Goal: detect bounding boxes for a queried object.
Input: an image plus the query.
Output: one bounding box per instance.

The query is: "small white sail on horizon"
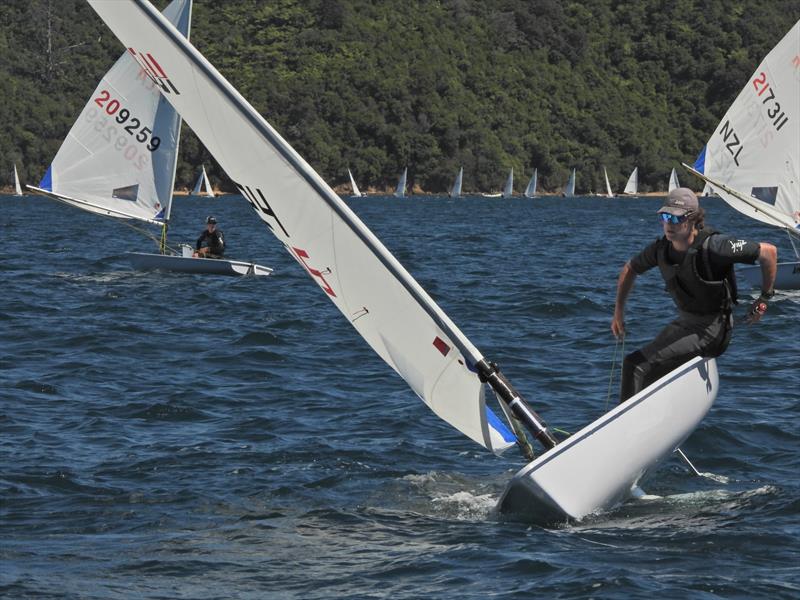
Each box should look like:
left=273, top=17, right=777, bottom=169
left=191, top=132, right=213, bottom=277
left=603, top=167, right=613, bottom=198
left=348, top=168, right=363, bottom=197
left=502, top=168, right=514, bottom=198
left=668, top=168, right=680, bottom=193
left=623, top=167, right=638, bottom=195
left=523, top=169, right=537, bottom=198
left=13, top=164, right=22, bottom=196
left=449, top=166, right=463, bottom=198
left=394, top=167, right=407, bottom=198
left=191, top=164, right=215, bottom=197
left=564, top=169, right=576, bottom=197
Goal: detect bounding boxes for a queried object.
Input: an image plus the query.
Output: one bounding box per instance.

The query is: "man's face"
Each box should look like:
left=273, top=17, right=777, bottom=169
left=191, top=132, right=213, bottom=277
left=662, top=214, right=691, bottom=243
left=207, top=223, right=216, bottom=232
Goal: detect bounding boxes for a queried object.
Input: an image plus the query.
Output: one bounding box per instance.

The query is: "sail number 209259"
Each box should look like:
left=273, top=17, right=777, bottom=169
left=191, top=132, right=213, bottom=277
left=93, top=90, right=161, bottom=151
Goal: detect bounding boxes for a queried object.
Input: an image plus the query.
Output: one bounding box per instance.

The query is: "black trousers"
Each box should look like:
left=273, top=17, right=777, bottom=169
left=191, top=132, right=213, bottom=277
left=620, top=311, right=731, bottom=403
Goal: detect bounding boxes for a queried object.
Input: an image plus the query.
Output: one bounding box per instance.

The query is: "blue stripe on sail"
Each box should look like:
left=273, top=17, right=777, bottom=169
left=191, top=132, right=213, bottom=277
left=693, top=146, right=706, bottom=174
left=486, top=407, right=516, bottom=443
left=154, top=207, right=166, bottom=220
left=39, top=165, right=53, bottom=191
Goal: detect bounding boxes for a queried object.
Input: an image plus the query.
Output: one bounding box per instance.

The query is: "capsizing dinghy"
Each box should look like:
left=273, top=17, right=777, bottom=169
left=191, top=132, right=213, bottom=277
left=29, top=0, right=271, bottom=278
left=89, top=0, right=721, bottom=524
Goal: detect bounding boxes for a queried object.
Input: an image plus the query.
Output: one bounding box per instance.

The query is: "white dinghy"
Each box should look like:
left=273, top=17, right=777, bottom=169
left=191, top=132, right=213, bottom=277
left=501, top=168, right=514, bottom=198
left=564, top=168, right=576, bottom=197
left=90, top=0, right=720, bottom=524
left=687, top=21, right=800, bottom=290
left=29, top=0, right=270, bottom=278
left=668, top=167, right=680, bottom=193
left=523, top=168, right=538, bottom=198
left=191, top=164, right=215, bottom=197
left=449, top=166, right=463, bottom=198
left=348, top=168, right=364, bottom=198
left=602, top=167, right=613, bottom=198
left=623, top=166, right=638, bottom=195
left=394, top=167, right=407, bottom=198
left=13, top=164, right=23, bottom=196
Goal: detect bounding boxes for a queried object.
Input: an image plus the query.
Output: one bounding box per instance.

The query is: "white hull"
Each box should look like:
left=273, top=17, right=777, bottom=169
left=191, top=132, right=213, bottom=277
left=739, top=262, right=800, bottom=290
left=498, top=357, right=718, bottom=524
left=127, top=252, right=272, bottom=277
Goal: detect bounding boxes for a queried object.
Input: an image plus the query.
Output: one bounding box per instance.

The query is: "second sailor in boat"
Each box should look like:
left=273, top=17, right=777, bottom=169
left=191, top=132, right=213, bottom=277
left=611, top=187, right=778, bottom=403
left=193, top=216, right=226, bottom=259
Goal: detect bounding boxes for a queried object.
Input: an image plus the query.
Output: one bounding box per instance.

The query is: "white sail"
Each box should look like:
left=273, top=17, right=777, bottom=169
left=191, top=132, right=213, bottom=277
left=30, top=0, right=191, bottom=225
left=603, top=167, right=613, bottom=198
left=394, top=167, right=407, bottom=198
left=668, top=168, right=680, bottom=193
left=88, top=0, right=517, bottom=454
left=13, top=164, right=22, bottom=196
left=348, top=168, right=363, bottom=197
left=564, top=169, right=576, bottom=197
left=502, top=168, right=514, bottom=198
left=449, top=167, right=463, bottom=198
left=692, top=21, right=800, bottom=234
left=623, top=167, right=638, bottom=195
left=523, top=169, right=537, bottom=198
left=191, top=164, right=214, bottom=197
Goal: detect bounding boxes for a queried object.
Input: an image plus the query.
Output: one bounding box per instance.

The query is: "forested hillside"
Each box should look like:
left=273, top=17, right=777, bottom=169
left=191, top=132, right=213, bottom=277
left=1, top=0, right=797, bottom=193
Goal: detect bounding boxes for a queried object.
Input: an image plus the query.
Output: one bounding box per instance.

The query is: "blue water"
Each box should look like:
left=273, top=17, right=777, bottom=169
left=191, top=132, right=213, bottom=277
left=2, top=194, right=798, bottom=599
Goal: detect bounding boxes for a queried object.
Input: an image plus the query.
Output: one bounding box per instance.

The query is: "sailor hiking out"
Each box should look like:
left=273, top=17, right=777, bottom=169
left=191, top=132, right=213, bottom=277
left=611, top=188, right=778, bottom=403
left=194, top=215, right=225, bottom=258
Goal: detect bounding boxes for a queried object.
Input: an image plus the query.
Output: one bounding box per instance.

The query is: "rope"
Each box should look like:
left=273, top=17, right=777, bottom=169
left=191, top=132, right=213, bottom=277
left=604, top=332, right=625, bottom=412
left=119, top=219, right=181, bottom=255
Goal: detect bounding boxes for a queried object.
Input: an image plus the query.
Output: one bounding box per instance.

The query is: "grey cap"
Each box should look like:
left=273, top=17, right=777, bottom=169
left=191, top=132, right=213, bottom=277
left=658, top=187, right=699, bottom=216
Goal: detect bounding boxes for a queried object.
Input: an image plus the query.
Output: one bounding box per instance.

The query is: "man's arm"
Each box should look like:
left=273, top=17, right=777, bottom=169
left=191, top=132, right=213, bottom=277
left=611, top=261, right=638, bottom=338
left=196, top=230, right=206, bottom=250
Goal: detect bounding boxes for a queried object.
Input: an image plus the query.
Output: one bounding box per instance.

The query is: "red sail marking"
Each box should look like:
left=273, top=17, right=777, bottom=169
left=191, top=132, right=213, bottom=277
left=433, top=336, right=450, bottom=356
left=291, top=247, right=336, bottom=297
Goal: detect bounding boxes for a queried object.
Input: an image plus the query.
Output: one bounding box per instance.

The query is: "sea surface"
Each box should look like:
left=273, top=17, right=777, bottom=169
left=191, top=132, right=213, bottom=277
left=1, top=193, right=798, bottom=599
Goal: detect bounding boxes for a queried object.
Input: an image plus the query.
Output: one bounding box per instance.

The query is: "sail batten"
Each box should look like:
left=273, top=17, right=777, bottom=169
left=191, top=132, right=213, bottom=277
left=88, top=0, right=517, bottom=453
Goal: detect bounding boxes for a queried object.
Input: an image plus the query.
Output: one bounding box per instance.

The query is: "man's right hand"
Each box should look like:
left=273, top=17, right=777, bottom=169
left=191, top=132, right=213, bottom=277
left=611, top=312, right=625, bottom=338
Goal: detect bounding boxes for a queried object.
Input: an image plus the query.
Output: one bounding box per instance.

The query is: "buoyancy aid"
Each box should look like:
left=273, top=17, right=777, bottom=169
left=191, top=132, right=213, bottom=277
left=656, top=228, right=737, bottom=315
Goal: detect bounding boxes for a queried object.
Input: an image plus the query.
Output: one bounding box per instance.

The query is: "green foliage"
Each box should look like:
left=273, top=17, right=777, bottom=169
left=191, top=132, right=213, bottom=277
left=1, top=0, right=798, bottom=193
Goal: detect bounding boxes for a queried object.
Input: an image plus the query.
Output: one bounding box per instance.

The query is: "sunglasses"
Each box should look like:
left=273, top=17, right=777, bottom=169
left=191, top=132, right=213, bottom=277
left=659, top=213, right=689, bottom=224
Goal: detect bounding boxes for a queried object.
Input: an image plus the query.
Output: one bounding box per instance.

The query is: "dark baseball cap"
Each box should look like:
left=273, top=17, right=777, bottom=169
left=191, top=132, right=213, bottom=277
left=206, top=216, right=217, bottom=224
left=658, top=187, right=699, bottom=216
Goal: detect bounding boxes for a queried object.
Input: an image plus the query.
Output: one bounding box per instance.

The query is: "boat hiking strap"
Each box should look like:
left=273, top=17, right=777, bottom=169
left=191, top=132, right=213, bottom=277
left=604, top=332, right=625, bottom=413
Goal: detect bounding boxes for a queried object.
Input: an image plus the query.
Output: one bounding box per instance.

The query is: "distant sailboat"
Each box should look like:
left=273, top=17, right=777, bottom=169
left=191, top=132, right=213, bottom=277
left=13, top=164, right=22, bottom=196
left=394, top=167, right=407, bottom=198
left=449, top=166, right=463, bottom=198
left=668, top=168, right=680, bottom=193
left=28, top=0, right=270, bottom=277
left=523, top=168, right=537, bottom=198
left=564, top=169, right=576, bottom=197
left=502, top=168, right=514, bottom=198
left=191, top=164, right=215, bottom=197
left=623, top=167, right=638, bottom=195
left=602, top=167, right=614, bottom=198
left=348, top=168, right=363, bottom=197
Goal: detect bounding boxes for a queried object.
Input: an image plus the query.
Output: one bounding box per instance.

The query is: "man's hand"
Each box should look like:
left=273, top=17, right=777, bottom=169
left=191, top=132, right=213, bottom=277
left=611, top=311, right=625, bottom=338
left=745, top=296, right=769, bottom=324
